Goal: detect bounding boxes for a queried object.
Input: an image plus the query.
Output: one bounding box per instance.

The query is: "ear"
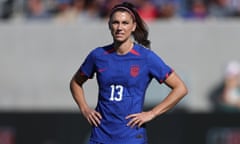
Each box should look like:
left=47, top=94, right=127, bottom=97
left=132, top=22, right=136, bottom=32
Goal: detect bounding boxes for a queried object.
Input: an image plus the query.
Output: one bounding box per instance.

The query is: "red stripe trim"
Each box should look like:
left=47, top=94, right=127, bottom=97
left=104, top=48, right=115, bottom=54
left=80, top=71, right=85, bottom=76
left=159, top=69, right=174, bottom=83
left=130, top=49, right=140, bottom=56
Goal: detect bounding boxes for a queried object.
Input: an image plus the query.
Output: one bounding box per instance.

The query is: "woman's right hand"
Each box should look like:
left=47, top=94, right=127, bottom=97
left=82, top=107, right=102, bottom=127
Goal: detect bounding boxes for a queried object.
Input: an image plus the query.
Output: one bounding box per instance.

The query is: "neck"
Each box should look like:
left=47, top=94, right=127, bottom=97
left=114, top=40, right=133, bottom=55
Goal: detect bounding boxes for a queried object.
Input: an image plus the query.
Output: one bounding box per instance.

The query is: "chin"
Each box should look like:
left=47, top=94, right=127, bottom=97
left=114, top=38, right=126, bottom=43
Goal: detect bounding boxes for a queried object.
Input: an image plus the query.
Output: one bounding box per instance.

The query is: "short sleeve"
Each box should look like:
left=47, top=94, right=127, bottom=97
left=79, top=50, right=96, bottom=78
left=147, top=51, right=173, bottom=83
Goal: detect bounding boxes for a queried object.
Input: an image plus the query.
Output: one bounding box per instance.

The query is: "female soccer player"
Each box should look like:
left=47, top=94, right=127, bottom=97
left=70, top=2, right=188, bottom=144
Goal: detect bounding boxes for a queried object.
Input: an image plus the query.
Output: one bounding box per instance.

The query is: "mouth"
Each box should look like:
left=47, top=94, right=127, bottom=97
left=115, top=32, right=124, bottom=38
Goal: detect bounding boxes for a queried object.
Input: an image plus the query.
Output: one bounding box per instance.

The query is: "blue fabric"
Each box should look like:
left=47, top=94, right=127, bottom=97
left=80, top=43, right=172, bottom=144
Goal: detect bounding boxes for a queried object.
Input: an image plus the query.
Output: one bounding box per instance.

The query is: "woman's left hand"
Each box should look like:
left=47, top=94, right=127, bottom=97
left=126, top=111, right=155, bottom=128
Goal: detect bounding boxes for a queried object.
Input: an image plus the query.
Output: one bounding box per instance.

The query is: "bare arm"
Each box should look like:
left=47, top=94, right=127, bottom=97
left=126, top=72, right=188, bottom=127
left=150, top=72, right=188, bottom=116
left=70, top=71, right=102, bottom=126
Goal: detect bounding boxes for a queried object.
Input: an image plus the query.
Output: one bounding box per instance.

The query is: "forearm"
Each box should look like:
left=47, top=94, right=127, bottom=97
left=150, top=72, right=188, bottom=117
left=150, top=86, right=186, bottom=117
left=70, top=78, right=102, bottom=126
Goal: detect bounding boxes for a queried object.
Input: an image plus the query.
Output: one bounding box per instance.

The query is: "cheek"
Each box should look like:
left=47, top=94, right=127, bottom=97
left=109, top=26, right=116, bottom=34
left=128, top=23, right=136, bottom=32
left=127, top=26, right=135, bottom=34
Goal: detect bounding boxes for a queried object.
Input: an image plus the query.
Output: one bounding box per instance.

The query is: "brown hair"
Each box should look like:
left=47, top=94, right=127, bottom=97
left=109, top=2, right=151, bottom=48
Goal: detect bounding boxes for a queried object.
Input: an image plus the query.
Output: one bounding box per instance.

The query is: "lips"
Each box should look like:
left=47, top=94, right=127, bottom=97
left=115, top=32, right=124, bottom=38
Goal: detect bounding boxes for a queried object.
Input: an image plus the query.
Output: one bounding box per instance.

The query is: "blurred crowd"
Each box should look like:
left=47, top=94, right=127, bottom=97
left=0, top=0, right=240, bottom=23
left=210, top=60, right=240, bottom=113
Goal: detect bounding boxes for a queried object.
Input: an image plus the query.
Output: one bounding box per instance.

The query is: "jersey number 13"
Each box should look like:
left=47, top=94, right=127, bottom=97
left=110, top=84, right=123, bottom=101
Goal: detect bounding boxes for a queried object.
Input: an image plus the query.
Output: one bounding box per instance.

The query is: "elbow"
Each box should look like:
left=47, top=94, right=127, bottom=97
left=70, top=77, right=74, bottom=88
left=69, top=78, right=75, bottom=93
left=174, top=83, right=188, bottom=100
left=181, top=84, right=188, bottom=98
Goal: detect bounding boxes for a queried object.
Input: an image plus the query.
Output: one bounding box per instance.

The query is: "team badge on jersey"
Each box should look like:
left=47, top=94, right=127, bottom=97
left=130, top=65, right=140, bottom=77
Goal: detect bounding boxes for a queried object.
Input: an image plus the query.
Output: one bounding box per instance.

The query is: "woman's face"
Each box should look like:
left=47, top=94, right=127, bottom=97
left=109, top=11, right=136, bottom=43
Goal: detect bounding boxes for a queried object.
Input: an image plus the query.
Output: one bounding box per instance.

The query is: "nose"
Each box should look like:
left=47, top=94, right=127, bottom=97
left=117, top=23, right=123, bottom=30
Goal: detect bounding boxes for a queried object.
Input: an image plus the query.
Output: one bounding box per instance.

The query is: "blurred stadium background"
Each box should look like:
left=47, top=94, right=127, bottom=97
left=1, top=0, right=240, bottom=144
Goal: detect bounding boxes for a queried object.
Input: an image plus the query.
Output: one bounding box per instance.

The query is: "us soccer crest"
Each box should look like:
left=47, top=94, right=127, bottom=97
left=130, top=65, right=140, bottom=77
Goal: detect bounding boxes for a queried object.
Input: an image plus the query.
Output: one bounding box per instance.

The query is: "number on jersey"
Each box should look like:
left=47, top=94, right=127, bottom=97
left=110, top=84, right=123, bottom=101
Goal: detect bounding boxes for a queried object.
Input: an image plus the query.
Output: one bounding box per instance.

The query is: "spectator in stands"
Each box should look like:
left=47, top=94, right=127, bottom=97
left=2, top=0, right=240, bottom=22
left=183, top=0, right=208, bottom=19
left=222, top=61, right=240, bottom=111
left=25, top=0, right=52, bottom=20
left=136, top=0, right=159, bottom=21
left=54, top=0, right=86, bottom=23
left=158, top=0, right=178, bottom=19
left=152, top=0, right=189, bottom=19
left=208, top=0, right=235, bottom=17
left=78, top=0, right=103, bottom=22
left=99, top=0, right=121, bottom=19
left=0, top=0, right=15, bottom=20
left=71, top=0, right=103, bottom=22
left=209, top=61, right=240, bottom=113
left=230, top=0, right=240, bottom=16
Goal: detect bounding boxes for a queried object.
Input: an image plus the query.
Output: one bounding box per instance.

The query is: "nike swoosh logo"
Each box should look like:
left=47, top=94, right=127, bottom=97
left=98, top=68, right=107, bottom=72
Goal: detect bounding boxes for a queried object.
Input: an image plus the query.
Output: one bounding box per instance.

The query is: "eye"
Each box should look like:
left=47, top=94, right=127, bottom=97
left=111, top=20, right=119, bottom=25
left=122, top=21, right=129, bottom=25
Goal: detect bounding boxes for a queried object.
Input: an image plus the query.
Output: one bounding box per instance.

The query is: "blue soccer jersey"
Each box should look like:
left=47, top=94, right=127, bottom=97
left=79, top=43, right=173, bottom=144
